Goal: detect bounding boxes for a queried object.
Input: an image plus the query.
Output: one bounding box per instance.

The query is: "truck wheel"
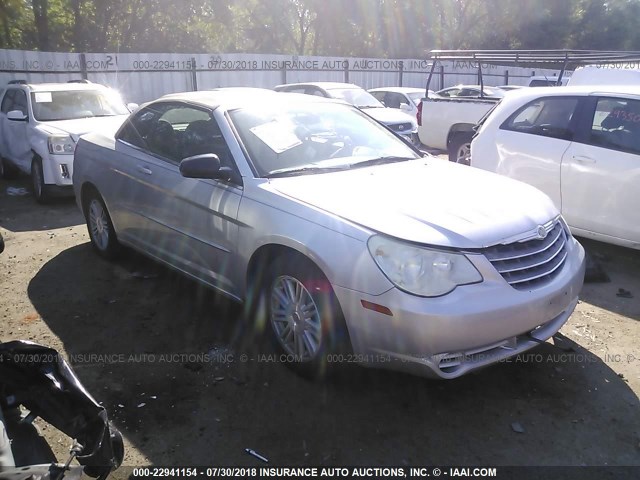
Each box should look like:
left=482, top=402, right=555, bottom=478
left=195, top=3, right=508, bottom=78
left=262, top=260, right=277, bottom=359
left=31, top=157, right=50, bottom=204
left=448, top=133, right=473, bottom=165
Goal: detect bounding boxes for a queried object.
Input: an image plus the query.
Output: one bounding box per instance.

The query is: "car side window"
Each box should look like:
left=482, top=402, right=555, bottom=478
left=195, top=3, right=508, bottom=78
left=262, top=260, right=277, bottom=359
left=118, top=102, right=237, bottom=172
left=1, top=90, right=16, bottom=113
left=11, top=90, right=28, bottom=115
left=370, top=91, right=385, bottom=103
left=501, top=97, right=579, bottom=140
left=438, top=88, right=458, bottom=98
left=383, top=92, right=404, bottom=109
left=589, top=97, right=640, bottom=155
left=281, top=87, right=306, bottom=95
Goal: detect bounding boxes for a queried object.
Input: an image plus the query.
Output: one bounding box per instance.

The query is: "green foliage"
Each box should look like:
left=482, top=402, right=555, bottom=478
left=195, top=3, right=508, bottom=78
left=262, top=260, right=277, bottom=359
left=2, top=0, right=640, bottom=54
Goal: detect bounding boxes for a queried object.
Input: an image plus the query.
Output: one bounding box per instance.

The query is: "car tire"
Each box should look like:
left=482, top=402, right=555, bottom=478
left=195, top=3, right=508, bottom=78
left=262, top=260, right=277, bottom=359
left=83, top=189, right=121, bottom=259
left=448, top=132, right=473, bottom=165
left=31, top=157, right=50, bottom=204
left=261, top=254, right=350, bottom=378
left=0, top=157, right=19, bottom=180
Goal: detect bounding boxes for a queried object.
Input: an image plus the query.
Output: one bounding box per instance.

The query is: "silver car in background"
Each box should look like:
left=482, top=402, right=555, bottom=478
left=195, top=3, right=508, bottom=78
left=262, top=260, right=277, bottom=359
left=73, top=88, right=585, bottom=379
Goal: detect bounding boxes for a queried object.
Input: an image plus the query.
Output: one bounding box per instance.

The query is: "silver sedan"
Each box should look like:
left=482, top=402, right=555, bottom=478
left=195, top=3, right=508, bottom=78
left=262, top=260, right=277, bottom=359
left=73, top=88, right=585, bottom=379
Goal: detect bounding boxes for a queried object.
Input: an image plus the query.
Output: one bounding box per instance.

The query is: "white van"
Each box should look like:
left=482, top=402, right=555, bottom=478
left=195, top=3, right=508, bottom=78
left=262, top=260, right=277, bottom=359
left=568, top=64, right=640, bottom=86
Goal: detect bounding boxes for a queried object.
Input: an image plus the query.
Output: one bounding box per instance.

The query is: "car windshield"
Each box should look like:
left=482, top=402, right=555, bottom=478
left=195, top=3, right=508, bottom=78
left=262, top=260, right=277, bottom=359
left=30, top=89, right=129, bottom=121
left=326, top=88, right=383, bottom=108
left=229, top=102, right=420, bottom=177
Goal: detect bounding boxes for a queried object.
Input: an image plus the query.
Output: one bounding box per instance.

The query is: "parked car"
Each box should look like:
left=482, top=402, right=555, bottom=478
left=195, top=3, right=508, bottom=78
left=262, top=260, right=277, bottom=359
left=274, top=82, right=419, bottom=146
left=0, top=80, right=134, bottom=203
left=436, top=85, right=506, bottom=99
left=73, top=88, right=585, bottom=379
left=0, top=231, right=3, bottom=254
left=567, top=64, right=640, bottom=86
left=497, top=85, right=524, bottom=91
left=471, top=85, right=640, bottom=250
left=368, top=87, right=435, bottom=117
left=528, top=75, right=570, bottom=87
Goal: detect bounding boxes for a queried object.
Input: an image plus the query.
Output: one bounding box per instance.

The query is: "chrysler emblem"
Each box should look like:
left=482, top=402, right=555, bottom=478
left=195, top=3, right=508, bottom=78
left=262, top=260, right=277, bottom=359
left=537, top=225, right=548, bottom=239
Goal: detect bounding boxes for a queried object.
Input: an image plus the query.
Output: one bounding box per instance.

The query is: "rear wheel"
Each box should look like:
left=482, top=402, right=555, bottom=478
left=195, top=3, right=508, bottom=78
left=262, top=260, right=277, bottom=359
left=84, top=189, right=121, bottom=259
left=448, top=132, right=473, bottom=165
left=261, top=254, right=350, bottom=378
left=31, top=157, right=50, bottom=204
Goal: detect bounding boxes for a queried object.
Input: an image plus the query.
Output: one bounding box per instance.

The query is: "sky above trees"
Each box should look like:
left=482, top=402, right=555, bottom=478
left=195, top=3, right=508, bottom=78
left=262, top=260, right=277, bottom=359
left=2, top=0, right=640, bottom=56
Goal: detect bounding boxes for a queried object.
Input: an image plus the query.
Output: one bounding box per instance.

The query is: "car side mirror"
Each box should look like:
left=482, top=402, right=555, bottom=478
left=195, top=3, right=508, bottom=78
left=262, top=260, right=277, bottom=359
left=400, top=103, right=412, bottom=112
left=126, top=103, right=139, bottom=112
left=179, top=154, right=221, bottom=179
left=7, top=110, right=27, bottom=121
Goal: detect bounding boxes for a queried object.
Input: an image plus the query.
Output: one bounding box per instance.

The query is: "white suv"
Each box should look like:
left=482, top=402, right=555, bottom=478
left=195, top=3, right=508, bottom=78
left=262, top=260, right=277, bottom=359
left=0, top=81, right=133, bottom=203
left=471, top=85, right=640, bottom=250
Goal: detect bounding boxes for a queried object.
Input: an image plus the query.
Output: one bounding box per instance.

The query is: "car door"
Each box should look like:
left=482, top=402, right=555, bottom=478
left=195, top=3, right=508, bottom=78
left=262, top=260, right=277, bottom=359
left=117, top=102, right=244, bottom=296
left=0, top=88, right=30, bottom=170
left=560, top=95, right=640, bottom=244
left=492, top=96, right=580, bottom=208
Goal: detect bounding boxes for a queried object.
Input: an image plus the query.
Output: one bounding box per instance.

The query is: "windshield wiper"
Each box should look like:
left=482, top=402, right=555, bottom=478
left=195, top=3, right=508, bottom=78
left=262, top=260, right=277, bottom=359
left=348, top=156, right=415, bottom=169
left=266, top=165, right=349, bottom=178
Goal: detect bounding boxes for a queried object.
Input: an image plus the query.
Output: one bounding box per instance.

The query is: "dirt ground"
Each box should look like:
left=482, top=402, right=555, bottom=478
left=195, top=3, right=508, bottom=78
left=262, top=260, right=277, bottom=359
left=0, top=174, right=639, bottom=472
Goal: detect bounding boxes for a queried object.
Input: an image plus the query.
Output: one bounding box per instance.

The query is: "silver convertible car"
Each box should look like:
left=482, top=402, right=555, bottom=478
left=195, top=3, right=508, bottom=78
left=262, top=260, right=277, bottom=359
left=73, top=88, right=586, bottom=379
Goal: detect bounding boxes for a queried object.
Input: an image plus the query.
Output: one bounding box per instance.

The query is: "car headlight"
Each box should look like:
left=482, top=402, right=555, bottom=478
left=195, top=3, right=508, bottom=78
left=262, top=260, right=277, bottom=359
left=368, top=235, right=482, bottom=297
left=48, top=135, right=75, bottom=155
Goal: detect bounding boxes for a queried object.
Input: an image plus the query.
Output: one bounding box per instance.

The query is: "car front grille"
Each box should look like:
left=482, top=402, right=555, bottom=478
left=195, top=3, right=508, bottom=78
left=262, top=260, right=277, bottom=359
left=482, top=222, right=568, bottom=290
left=388, top=122, right=413, bottom=133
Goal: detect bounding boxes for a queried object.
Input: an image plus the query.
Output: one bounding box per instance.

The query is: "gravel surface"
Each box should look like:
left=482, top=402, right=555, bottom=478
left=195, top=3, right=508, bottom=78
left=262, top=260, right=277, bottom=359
left=0, top=175, right=638, bottom=470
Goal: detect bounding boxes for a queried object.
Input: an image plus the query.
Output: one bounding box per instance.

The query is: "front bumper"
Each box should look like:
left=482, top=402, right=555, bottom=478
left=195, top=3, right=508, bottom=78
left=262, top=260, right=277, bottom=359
left=43, top=154, right=74, bottom=187
left=397, top=131, right=420, bottom=146
left=333, top=237, right=586, bottom=379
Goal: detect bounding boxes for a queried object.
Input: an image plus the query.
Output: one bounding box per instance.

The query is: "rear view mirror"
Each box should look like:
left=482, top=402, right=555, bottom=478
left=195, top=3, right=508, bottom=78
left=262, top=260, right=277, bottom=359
left=7, top=110, right=27, bottom=121
left=179, top=154, right=221, bottom=179
left=400, top=103, right=412, bottom=112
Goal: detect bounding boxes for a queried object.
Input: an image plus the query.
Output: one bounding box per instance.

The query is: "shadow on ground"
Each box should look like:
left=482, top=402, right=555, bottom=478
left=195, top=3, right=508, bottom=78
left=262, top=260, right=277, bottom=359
left=0, top=177, right=82, bottom=233
left=27, top=243, right=640, bottom=468
left=579, top=236, right=640, bottom=321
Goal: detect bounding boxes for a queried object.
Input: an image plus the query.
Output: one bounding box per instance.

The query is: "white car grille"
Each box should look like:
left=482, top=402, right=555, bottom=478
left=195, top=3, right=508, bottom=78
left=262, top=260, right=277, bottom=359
left=388, top=122, right=413, bottom=133
left=483, top=222, right=568, bottom=290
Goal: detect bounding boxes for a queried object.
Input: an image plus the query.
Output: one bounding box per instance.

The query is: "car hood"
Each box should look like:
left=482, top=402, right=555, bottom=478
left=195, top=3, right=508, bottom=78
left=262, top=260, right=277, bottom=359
left=361, top=107, right=416, bottom=125
left=37, top=115, right=129, bottom=142
left=269, top=159, right=560, bottom=249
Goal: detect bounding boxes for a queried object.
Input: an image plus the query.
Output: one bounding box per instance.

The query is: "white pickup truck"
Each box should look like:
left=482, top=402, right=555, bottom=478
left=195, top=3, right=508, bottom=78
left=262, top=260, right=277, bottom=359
left=417, top=94, right=500, bottom=163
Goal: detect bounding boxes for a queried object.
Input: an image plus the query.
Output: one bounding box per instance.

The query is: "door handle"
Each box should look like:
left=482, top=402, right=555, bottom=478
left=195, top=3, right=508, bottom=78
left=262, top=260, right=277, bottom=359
left=572, top=155, right=596, bottom=164
left=136, top=165, right=153, bottom=175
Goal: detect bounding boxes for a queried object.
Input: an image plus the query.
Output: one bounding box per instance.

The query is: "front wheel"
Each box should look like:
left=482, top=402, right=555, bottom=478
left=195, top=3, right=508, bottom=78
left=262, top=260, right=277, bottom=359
left=31, top=157, right=50, bottom=204
left=448, top=133, right=473, bottom=165
left=263, top=255, right=350, bottom=378
left=84, top=190, right=121, bottom=259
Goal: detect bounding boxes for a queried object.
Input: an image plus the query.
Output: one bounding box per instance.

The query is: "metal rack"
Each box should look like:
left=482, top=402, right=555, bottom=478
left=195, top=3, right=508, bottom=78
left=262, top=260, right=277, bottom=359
left=425, top=49, right=640, bottom=92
